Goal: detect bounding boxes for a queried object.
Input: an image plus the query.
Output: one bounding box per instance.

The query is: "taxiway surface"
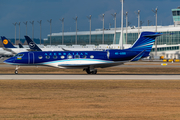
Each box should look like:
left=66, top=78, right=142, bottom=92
left=0, top=74, right=180, bottom=80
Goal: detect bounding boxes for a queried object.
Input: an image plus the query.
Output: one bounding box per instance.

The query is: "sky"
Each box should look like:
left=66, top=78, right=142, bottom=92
left=0, top=0, right=179, bottom=39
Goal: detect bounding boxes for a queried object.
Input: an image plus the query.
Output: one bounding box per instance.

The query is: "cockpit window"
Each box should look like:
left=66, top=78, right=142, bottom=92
left=15, top=54, right=24, bottom=57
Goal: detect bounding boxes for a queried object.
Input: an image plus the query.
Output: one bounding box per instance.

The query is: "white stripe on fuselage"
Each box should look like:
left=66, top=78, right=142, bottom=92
left=40, top=59, right=125, bottom=68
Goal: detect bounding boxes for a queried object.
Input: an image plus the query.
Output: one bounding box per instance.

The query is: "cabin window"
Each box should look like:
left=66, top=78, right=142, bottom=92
left=46, top=55, right=50, bottom=59
left=75, top=55, right=80, bottom=59
left=38, top=55, right=43, bottom=59
left=90, top=55, right=94, bottom=59
left=82, top=55, right=87, bottom=58
left=53, top=55, right=57, bottom=59
left=67, top=55, right=73, bottom=59
left=61, top=55, right=65, bottom=59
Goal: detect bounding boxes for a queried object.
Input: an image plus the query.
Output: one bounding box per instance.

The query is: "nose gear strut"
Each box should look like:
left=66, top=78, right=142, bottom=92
left=15, top=66, right=20, bottom=74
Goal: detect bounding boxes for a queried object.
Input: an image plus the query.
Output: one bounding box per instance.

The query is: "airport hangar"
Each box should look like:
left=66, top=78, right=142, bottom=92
left=45, top=7, right=180, bottom=59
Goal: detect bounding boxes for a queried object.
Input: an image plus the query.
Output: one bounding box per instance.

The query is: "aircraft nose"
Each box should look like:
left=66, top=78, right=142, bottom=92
left=3, top=57, right=15, bottom=64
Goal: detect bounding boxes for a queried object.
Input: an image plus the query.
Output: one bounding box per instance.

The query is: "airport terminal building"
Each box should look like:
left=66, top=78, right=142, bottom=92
left=45, top=7, right=180, bottom=59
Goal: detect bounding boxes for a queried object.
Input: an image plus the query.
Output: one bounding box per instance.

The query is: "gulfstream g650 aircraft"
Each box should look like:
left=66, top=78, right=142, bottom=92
left=4, top=32, right=162, bottom=74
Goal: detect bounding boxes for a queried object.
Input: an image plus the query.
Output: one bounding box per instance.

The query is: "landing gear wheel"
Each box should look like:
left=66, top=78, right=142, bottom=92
left=86, top=69, right=91, bottom=74
left=92, top=70, right=97, bottom=74
left=15, top=66, right=20, bottom=74
left=15, top=70, right=18, bottom=74
left=85, top=68, right=97, bottom=74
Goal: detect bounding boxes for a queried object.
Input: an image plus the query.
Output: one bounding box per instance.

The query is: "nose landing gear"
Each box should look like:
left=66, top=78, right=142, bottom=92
left=15, top=66, right=20, bottom=74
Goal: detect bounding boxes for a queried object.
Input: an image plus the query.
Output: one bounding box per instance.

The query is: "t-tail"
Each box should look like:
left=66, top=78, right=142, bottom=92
left=129, top=31, right=162, bottom=58
left=19, top=43, right=24, bottom=48
left=18, top=43, right=24, bottom=48
left=24, top=36, right=42, bottom=51
left=1, top=36, right=16, bottom=48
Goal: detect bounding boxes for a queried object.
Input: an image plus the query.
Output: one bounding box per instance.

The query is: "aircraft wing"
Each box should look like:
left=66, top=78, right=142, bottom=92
left=2, top=48, right=16, bottom=54
left=61, top=47, right=70, bottom=51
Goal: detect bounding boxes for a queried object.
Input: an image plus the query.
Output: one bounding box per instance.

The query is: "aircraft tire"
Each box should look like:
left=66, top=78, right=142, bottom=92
left=92, top=70, right=97, bottom=74
left=86, top=69, right=91, bottom=74
left=15, top=70, right=18, bottom=74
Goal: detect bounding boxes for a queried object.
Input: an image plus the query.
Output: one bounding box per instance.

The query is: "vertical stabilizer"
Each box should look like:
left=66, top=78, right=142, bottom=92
left=24, top=36, right=42, bottom=51
left=1, top=36, right=16, bottom=48
left=130, top=31, right=162, bottom=57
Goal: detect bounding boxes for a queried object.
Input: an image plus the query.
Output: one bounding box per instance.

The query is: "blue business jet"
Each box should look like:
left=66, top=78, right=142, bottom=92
left=4, top=31, right=162, bottom=74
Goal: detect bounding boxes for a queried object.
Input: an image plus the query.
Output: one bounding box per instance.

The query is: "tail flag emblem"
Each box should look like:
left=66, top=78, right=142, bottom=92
left=3, top=39, right=8, bottom=45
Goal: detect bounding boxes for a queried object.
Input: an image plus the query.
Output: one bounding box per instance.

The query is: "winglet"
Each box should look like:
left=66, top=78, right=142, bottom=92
left=24, top=36, right=42, bottom=51
left=1, top=36, right=16, bottom=48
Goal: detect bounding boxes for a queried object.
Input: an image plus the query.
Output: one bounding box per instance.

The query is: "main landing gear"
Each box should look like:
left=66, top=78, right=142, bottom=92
left=84, top=68, right=97, bottom=74
left=15, top=66, right=20, bottom=74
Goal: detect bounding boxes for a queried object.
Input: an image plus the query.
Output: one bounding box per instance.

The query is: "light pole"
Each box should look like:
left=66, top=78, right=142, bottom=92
left=60, top=18, right=64, bottom=45
left=148, top=20, right=152, bottom=26
left=152, top=7, right=158, bottom=56
left=47, top=19, right=52, bottom=45
left=73, top=16, right=78, bottom=45
left=135, top=10, right=140, bottom=36
left=17, top=22, right=21, bottom=44
left=120, top=0, right=124, bottom=49
left=13, top=22, right=17, bottom=45
left=37, top=20, right=42, bottom=45
left=30, top=21, right=34, bottom=41
left=140, top=21, right=144, bottom=27
left=99, top=14, right=105, bottom=44
left=124, top=12, right=128, bottom=44
left=23, top=21, right=28, bottom=36
left=152, top=8, right=158, bottom=32
left=111, top=13, right=117, bottom=44
left=87, top=15, right=92, bottom=44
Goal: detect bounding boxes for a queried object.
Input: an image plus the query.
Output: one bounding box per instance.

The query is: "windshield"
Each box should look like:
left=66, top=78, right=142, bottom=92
left=15, top=54, right=24, bottom=57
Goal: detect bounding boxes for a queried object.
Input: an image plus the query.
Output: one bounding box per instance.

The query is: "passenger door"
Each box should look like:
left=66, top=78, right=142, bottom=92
left=28, top=52, right=34, bottom=64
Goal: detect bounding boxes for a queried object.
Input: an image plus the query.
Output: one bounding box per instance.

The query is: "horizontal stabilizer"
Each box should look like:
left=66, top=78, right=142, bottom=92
left=142, top=33, right=162, bottom=37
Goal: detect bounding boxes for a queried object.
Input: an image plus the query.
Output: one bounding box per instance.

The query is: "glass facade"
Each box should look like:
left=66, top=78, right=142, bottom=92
left=45, top=33, right=123, bottom=46
left=124, top=31, right=180, bottom=46
left=44, top=32, right=127, bottom=46
left=151, top=46, right=180, bottom=52
left=125, top=33, right=139, bottom=44
left=172, top=9, right=180, bottom=22
left=45, top=31, right=180, bottom=53
left=172, top=10, right=180, bottom=16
